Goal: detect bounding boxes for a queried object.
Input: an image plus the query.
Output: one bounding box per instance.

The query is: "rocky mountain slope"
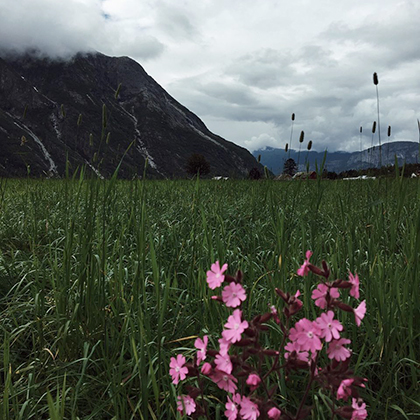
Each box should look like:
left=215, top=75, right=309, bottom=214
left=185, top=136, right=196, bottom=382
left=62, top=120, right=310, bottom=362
left=254, top=142, right=420, bottom=175
left=0, top=52, right=262, bottom=178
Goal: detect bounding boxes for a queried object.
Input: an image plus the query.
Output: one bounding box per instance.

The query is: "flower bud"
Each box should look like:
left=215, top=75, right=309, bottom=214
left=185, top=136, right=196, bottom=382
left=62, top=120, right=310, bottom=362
left=259, top=312, right=272, bottom=323
left=288, top=300, right=303, bottom=316
left=331, top=279, right=351, bottom=288
left=201, top=362, right=212, bottom=375
left=236, top=270, right=243, bottom=283
left=244, top=327, right=256, bottom=337
left=321, top=260, right=330, bottom=278
left=308, top=264, right=324, bottom=277
left=275, top=288, right=288, bottom=302
left=246, top=373, right=261, bottom=387
left=224, top=274, right=236, bottom=284
left=252, top=314, right=262, bottom=323
left=263, top=349, right=280, bottom=357
left=267, top=407, right=281, bottom=420
left=336, top=301, right=354, bottom=313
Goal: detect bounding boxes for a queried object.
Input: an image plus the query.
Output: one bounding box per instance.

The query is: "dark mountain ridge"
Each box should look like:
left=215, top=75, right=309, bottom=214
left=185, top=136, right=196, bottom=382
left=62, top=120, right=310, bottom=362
left=254, top=142, right=420, bottom=175
left=0, top=51, right=262, bottom=178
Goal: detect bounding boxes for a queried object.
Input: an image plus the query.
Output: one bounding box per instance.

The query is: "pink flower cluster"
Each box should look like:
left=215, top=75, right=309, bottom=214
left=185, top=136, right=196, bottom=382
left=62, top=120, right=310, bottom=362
left=169, top=254, right=368, bottom=419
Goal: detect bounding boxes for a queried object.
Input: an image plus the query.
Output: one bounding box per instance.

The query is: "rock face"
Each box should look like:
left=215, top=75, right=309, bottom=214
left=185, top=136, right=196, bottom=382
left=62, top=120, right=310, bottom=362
left=0, top=52, right=261, bottom=178
left=254, top=142, right=420, bottom=175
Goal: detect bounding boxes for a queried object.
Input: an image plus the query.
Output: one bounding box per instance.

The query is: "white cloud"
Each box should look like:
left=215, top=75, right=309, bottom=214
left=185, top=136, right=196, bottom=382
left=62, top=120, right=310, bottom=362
left=245, top=134, right=278, bottom=152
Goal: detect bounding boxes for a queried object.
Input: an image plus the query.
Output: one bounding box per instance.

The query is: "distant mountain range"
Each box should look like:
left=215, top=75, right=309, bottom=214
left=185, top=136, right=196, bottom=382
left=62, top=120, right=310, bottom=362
left=253, top=142, right=420, bottom=175
left=0, top=51, right=263, bottom=178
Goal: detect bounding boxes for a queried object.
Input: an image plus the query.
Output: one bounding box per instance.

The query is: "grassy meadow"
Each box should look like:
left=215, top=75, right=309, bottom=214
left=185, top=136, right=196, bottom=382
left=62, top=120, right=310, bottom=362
left=0, top=171, right=419, bottom=419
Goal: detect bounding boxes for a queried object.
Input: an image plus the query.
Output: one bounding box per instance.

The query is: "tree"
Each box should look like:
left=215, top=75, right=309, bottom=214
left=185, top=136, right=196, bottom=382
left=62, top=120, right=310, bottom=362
left=185, top=153, right=210, bottom=176
left=283, top=158, right=297, bottom=176
left=248, top=167, right=262, bottom=180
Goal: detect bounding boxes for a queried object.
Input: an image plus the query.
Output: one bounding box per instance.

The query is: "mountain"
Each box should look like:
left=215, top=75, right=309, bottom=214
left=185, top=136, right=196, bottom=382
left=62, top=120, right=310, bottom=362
left=0, top=52, right=262, bottom=178
left=254, top=142, right=420, bottom=175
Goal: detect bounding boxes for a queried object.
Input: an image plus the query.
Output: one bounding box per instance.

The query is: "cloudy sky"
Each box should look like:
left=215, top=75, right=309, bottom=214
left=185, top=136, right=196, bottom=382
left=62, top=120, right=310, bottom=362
left=1, top=0, right=419, bottom=153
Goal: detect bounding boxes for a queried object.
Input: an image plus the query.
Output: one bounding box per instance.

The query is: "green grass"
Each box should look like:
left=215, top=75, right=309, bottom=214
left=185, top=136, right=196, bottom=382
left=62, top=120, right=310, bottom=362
left=0, top=174, right=419, bottom=419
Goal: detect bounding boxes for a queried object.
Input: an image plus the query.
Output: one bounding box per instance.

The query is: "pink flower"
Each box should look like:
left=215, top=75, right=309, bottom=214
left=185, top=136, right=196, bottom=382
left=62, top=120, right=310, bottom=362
left=222, top=309, right=249, bottom=344
left=177, top=395, right=196, bottom=415
left=311, top=283, right=340, bottom=309
left=315, top=311, right=343, bottom=342
left=225, top=394, right=241, bottom=420
left=351, top=398, right=368, bottom=420
left=240, top=396, right=260, bottom=420
left=169, top=354, right=188, bottom=385
left=354, top=300, right=366, bottom=327
left=297, top=250, right=313, bottom=276
left=206, top=260, right=227, bottom=289
left=210, top=369, right=238, bottom=393
left=284, top=340, right=309, bottom=362
left=295, top=318, right=322, bottom=353
left=348, top=271, right=360, bottom=299
left=194, top=335, right=208, bottom=365
left=222, top=282, right=247, bottom=307
left=215, top=353, right=233, bottom=374
left=218, top=337, right=231, bottom=356
left=246, top=373, right=261, bottom=389
left=201, top=362, right=212, bottom=375
left=288, top=289, right=303, bottom=315
left=289, top=318, right=306, bottom=341
left=327, top=338, right=352, bottom=361
left=267, top=407, right=282, bottom=420
left=337, top=378, right=354, bottom=401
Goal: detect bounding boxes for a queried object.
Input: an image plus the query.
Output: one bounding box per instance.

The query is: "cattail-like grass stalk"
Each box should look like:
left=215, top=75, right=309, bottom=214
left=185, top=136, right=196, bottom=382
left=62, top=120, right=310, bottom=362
left=359, top=126, right=363, bottom=169
left=417, top=119, right=420, bottom=164
left=387, top=125, right=391, bottom=163
left=306, top=140, right=312, bottom=172
left=76, top=113, right=83, bottom=150
left=370, top=121, right=376, bottom=166
left=289, top=113, right=295, bottom=158
left=373, top=72, right=382, bottom=167
left=297, top=130, right=304, bottom=168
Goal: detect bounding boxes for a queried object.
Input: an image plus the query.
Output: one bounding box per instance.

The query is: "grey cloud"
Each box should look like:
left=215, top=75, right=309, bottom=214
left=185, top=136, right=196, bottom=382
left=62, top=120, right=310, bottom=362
left=0, top=0, right=105, bottom=58
left=105, top=33, right=165, bottom=61
left=225, top=48, right=295, bottom=89
left=155, top=5, right=199, bottom=40
left=0, top=0, right=165, bottom=61
left=322, top=3, right=420, bottom=67
left=198, top=82, right=259, bottom=106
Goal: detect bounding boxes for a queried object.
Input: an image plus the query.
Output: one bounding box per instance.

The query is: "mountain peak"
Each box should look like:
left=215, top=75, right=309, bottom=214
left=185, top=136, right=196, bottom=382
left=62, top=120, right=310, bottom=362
left=0, top=51, right=262, bottom=178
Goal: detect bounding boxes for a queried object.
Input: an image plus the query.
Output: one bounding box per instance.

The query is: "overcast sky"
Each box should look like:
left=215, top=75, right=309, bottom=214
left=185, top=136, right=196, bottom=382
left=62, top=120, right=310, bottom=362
left=1, top=0, right=419, bottom=152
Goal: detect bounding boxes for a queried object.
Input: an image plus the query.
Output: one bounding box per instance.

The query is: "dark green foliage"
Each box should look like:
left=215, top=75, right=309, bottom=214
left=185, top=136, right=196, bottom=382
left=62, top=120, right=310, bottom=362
left=248, top=167, right=262, bottom=180
left=0, top=176, right=419, bottom=419
left=283, top=158, right=297, bottom=176
left=185, top=153, right=211, bottom=176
